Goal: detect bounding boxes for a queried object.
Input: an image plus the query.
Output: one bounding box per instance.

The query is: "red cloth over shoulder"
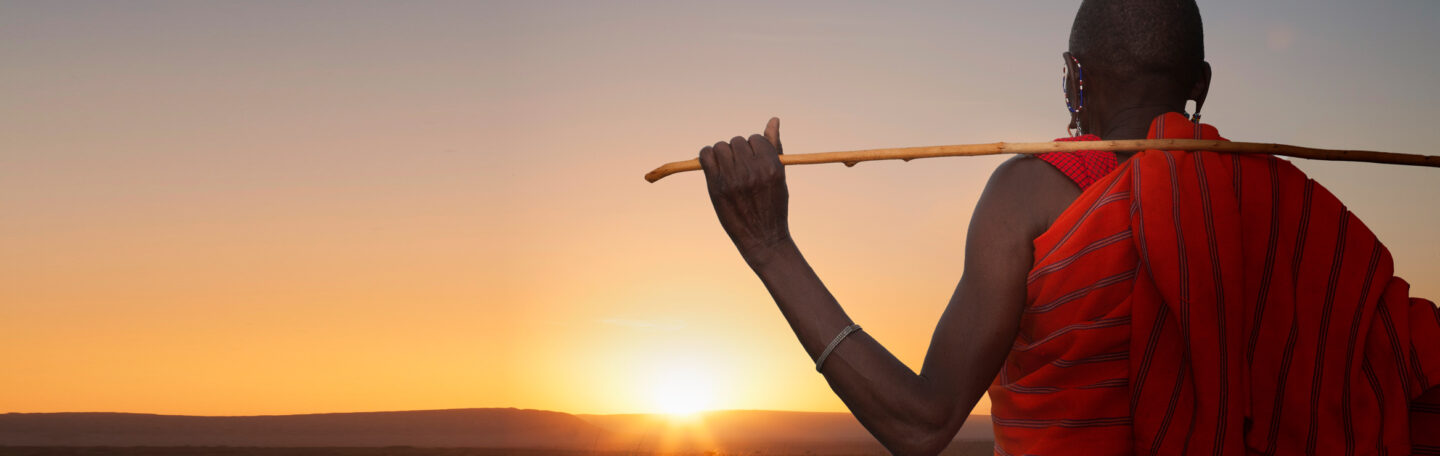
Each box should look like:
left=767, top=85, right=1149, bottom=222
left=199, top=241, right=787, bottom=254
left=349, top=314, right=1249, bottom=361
left=1036, top=134, right=1120, bottom=191
left=988, top=112, right=1440, bottom=455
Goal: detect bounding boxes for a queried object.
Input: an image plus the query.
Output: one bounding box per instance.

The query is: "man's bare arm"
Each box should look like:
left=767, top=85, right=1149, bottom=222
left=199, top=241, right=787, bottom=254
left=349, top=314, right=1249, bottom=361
left=700, top=120, right=1070, bottom=455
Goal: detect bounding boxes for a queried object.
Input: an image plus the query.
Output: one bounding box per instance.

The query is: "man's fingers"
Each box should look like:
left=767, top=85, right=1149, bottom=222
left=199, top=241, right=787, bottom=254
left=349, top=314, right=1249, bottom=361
left=763, top=117, right=782, bottom=154
left=747, top=134, right=773, bottom=155
left=729, top=135, right=756, bottom=175
left=713, top=140, right=733, bottom=170
left=749, top=134, right=784, bottom=177
left=730, top=136, right=752, bottom=157
left=704, top=127, right=782, bottom=188
left=699, top=145, right=716, bottom=173
left=698, top=145, right=720, bottom=191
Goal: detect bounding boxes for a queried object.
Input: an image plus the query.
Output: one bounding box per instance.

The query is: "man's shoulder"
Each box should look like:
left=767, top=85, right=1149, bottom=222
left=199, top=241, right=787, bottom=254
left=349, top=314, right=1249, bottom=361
left=990, top=154, right=1070, bottom=183
left=986, top=155, right=1083, bottom=205
left=976, top=155, right=1085, bottom=238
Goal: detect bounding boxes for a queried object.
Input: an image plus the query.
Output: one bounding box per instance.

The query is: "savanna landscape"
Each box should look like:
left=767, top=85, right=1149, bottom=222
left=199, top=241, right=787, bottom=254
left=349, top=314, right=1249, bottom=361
left=0, top=409, right=994, bottom=455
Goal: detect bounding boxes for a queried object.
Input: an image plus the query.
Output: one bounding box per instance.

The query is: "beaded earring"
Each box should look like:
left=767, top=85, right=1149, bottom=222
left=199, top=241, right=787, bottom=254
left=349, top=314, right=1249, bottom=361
left=1190, top=100, right=1204, bottom=139
left=1063, top=55, right=1085, bottom=137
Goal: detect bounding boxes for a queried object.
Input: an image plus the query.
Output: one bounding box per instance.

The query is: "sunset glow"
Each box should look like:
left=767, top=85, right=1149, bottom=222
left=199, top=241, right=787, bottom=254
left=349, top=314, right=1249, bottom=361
left=649, top=364, right=717, bottom=416
left=2, top=1, right=1438, bottom=419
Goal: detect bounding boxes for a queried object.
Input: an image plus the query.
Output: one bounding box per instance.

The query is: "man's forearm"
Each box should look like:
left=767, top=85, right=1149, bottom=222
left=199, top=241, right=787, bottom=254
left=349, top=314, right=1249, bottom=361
left=747, top=240, right=961, bottom=455
left=747, top=240, right=856, bottom=359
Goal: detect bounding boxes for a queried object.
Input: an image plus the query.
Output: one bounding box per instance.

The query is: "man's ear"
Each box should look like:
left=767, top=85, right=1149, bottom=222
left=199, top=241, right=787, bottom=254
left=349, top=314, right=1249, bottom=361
left=1062, top=51, right=1082, bottom=107
left=1190, top=61, right=1212, bottom=115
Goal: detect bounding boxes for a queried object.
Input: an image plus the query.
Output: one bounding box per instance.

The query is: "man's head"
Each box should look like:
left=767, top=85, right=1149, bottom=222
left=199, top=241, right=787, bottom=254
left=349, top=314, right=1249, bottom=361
left=1064, top=0, right=1210, bottom=136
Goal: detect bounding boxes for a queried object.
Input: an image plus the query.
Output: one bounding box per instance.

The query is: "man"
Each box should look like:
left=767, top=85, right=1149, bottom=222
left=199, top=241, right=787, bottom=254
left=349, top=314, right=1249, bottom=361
left=697, top=1, right=1440, bottom=455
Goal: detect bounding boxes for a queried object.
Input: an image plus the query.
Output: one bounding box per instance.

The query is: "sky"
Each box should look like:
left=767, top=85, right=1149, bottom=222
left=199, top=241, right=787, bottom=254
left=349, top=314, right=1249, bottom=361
left=2, top=0, right=1439, bottom=417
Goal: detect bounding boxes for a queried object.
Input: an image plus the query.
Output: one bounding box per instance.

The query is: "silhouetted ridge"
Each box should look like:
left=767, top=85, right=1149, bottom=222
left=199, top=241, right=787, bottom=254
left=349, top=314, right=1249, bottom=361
left=0, top=408, right=994, bottom=453
left=0, top=409, right=606, bottom=448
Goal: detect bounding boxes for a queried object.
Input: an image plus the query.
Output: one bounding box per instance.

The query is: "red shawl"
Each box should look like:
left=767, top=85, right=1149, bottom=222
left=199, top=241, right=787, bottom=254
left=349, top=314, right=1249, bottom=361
left=988, top=112, right=1440, bottom=455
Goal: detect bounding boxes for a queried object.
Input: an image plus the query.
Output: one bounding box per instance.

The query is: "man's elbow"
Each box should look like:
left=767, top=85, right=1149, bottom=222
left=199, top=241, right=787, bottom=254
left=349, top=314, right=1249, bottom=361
left=881, top=412, right=961, bottom=456
left=883, top=428, right=955, bottom=456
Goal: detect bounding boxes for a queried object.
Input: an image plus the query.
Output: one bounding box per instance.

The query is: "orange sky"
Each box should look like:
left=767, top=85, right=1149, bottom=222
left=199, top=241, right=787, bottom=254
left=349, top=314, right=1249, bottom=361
left=3, top=1, right=1439, bottom=417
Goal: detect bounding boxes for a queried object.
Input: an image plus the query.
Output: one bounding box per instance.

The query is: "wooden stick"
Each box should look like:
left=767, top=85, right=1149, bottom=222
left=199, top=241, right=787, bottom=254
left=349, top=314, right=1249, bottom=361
left=643, top=139, right=1440, bottom=183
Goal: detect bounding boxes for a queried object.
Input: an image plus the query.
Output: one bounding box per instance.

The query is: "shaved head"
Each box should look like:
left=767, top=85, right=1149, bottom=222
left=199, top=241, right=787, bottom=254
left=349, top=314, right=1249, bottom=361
left=1069, top=0, right=1205, bottom=89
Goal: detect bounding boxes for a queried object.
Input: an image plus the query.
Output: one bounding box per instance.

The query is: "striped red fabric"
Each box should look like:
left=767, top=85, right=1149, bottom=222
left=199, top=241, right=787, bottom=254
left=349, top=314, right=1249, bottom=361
left=988, top=112, right=1440, bottom=455
left=1037, top=135, right=1120, bottom=191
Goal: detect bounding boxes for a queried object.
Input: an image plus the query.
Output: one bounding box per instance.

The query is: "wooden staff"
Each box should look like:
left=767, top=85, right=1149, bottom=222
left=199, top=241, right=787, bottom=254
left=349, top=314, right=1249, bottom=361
left=643, top=139, right=1440, bottom=183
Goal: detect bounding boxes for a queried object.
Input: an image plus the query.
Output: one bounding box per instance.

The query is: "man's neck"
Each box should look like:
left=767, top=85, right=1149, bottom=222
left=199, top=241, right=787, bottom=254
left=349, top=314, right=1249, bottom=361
left=1089, top=104, right=1180, bottom=161
left=1094, top=104, right=1180, bottom=140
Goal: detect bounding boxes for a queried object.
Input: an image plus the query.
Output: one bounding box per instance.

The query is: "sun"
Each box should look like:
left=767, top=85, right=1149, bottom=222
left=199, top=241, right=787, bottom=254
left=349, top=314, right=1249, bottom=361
left=649, top=365, right=716, bottom=417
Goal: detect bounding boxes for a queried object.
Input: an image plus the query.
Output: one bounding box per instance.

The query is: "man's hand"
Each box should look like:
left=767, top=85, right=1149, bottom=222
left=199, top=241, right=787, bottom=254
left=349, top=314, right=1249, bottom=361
left=699, top=117, right=791, bottom=266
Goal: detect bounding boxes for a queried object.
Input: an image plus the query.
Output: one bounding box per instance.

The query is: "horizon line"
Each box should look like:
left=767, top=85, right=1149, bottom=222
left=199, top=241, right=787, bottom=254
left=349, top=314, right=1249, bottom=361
left=2, top=406, right=992, bottom=419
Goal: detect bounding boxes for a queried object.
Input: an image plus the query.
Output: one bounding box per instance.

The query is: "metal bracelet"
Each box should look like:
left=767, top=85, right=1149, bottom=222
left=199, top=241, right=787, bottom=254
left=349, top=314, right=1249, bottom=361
left=815, top=324, right=862, bottom=373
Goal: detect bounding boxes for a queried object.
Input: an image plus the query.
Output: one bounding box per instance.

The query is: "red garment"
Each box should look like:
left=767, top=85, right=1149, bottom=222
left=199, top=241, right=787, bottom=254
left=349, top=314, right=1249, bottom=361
left=1038, top=134, right=1120, bottom=191
left=988, top=112, right=1440, bottom=455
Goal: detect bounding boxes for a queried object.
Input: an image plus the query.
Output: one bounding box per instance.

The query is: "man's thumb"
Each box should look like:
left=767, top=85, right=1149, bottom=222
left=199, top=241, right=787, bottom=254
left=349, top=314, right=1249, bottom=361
left=764, top=117, right=782, bottom=153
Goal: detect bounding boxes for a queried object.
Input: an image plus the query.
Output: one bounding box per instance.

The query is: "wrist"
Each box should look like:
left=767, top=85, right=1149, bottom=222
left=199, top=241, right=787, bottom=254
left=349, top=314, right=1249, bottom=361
left=742, top=235, right=798, bottom=270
